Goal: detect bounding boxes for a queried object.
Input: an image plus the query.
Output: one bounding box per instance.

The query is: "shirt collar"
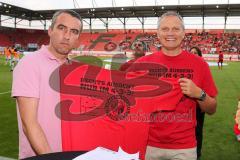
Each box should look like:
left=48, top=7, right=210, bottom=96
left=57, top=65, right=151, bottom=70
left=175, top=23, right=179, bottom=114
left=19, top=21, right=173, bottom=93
left=40, top=45, right=70, bottom=64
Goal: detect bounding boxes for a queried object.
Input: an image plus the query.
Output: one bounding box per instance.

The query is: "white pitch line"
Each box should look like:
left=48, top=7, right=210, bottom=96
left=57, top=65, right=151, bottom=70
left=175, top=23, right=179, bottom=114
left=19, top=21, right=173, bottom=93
left=0, top=91, right=11, bottom=95
left=0, top=156, right=16, bottom=160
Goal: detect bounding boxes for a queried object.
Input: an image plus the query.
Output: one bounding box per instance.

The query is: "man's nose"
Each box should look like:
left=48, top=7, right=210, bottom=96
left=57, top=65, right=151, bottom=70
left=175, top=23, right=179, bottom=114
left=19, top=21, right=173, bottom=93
left=64, top=30, right=71, bottom=40
left=166, top=29, right=175, bottom=35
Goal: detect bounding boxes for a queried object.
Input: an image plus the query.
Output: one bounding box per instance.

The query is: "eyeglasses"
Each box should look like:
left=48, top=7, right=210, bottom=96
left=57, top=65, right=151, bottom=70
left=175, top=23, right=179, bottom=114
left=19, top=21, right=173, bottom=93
left=134, top=43, right=143, bottom=47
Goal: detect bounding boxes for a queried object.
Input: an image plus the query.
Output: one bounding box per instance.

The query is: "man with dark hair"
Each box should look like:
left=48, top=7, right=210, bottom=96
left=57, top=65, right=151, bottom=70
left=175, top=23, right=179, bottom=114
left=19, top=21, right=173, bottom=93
left=12, top=10, right=83, bottom=159
left=119, top=40, right=146, bottom=71
left=132, top=11, right=218, bottom=160
left=50, top=9, right=83, bottom=32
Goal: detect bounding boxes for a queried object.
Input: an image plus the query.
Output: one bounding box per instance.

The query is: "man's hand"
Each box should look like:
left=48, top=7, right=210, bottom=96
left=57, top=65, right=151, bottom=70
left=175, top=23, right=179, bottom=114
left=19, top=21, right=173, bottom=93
left=178, top=78, right=201, bottom=99
left=178, top=78, right=217, bottom=115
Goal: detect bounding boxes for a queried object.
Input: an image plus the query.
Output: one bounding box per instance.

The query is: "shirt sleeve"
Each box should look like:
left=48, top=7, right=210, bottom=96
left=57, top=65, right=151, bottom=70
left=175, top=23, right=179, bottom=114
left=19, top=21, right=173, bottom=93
left=201, top=61, right=218, bottom=97
left=11, top=54, right=40, bottom=98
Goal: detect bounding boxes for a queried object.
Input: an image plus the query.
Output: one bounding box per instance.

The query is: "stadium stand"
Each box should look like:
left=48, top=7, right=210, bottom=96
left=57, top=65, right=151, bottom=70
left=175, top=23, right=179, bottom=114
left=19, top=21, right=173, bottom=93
left=1, top=26, right=240, bottom=56
left=0, top=26, right=48, bottom=51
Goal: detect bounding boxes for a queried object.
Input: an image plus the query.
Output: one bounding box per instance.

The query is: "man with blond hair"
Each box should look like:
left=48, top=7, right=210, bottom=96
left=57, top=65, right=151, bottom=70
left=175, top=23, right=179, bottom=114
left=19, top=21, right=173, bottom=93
left=134, top=11, right=218, bottom=160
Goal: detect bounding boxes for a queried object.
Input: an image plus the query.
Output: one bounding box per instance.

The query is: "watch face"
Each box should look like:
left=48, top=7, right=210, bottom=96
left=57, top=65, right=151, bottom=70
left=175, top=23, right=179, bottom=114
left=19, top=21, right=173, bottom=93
left=199, top=90, right=206, bottom=101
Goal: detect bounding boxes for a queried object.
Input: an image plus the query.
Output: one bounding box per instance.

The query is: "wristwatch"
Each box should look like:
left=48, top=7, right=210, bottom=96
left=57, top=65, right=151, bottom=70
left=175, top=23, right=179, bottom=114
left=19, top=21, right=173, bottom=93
left=198, top=90, right=206, bottom=101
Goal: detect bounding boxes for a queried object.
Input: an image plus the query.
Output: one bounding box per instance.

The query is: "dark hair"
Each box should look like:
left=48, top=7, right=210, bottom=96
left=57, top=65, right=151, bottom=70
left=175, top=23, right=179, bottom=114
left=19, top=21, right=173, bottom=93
left=190, top=46, right=202, bottom=57
left=50, top=9, right=83, bottom=32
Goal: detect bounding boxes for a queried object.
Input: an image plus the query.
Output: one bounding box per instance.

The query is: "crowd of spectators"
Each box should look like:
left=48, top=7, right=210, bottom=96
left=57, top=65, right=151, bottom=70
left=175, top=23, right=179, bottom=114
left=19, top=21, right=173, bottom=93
left=128, top=31, right=240, bottom=55
left=182, top=31, right=240, bottom=55
left=1, top=28, right=240, bottom=55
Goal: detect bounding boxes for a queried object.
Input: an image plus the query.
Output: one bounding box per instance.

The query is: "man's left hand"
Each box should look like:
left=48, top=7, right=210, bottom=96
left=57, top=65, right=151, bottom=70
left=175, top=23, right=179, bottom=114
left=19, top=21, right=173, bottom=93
left=178, top=78, right=201, bottom=99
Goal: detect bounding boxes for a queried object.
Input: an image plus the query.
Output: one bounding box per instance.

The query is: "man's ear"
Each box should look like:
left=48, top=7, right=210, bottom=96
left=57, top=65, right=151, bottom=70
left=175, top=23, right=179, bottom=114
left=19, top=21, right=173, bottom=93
left=77, top=33, right=81, bottom=41
left=157, top=32, right=160, bottom=40
left=183, top=32, right=185, bottom=39
left=48, top=27, right=52, bottom=37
